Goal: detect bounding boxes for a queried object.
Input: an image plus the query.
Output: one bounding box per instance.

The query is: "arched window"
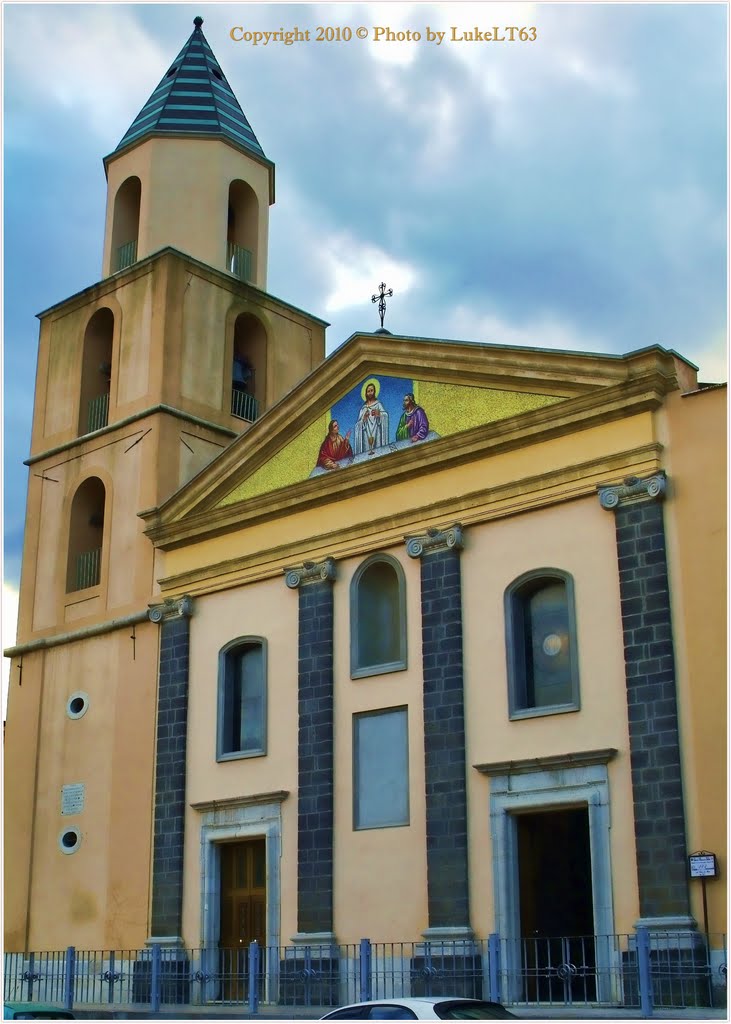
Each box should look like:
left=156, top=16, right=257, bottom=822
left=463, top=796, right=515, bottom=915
left=111, top=176, right=141, bottom=272
left=66, top=477, right=106, bottom=592
left=218, top=638, right=267, bottom=760
left=505, top=569, right=580, bottom=718
left=231, top=313, right=266, bottom=422
left=351, top=555, right=407, bottom=678
left=78, top=308, right=113, bottom=436
left=227, top=179, right=258, bottom=282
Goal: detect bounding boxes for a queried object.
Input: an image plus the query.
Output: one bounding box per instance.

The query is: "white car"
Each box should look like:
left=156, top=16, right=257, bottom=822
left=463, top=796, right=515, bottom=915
left=320, top=996, right=517, bottom=1020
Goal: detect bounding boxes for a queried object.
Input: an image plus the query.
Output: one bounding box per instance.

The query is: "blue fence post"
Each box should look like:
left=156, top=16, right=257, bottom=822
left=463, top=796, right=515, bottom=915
left=488, top=933, right=501, bottom=1004
left=248, top=941, right=260, bottom=1014
left=359, top=939, right=372, bottom=1003
left=107, top=951, right=115, bottom=1004
left=637, top=927, right=653, bottom=1018
left=63, top=947, right=75, bottom=1011
left=150, top=943, right=162, bottom=1014
left=25, top=953, right=36, bottom=1002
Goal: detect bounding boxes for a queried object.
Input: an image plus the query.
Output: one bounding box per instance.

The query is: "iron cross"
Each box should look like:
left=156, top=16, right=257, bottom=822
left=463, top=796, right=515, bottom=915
left=372, top=282, right=393, bottom=329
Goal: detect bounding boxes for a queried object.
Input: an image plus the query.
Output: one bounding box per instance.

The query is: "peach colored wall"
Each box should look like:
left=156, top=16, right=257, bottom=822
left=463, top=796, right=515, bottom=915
left=661, top=388, right=727, bottom=932
left=6, top=626, right=158, bottom=951
left=332, top=549, right=429, bottom=943
left=178, top=493, right=641, bottom=945
left=3, top=653, right=44, bottom=950
left=463, top=496, right=638, bottom=935
left=28, top=430, right=158, bottom=634
left=182, top=577, right=301, bottom=946
left=104, top=138, right=271, bottom=287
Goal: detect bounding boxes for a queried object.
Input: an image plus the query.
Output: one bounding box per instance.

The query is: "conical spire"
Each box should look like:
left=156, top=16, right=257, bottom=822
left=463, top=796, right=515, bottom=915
left=114, top=16, right=266, bottom=160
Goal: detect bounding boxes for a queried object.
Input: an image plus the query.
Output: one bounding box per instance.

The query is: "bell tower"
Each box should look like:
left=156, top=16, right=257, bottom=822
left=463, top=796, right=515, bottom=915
left=4, top=17, right=326, bottom=952
left=102, top=16, right=274, bottom=288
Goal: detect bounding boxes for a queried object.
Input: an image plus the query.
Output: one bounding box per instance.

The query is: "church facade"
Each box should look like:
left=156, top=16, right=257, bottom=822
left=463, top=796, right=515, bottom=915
left=4, top=17, right=726, bottom=1008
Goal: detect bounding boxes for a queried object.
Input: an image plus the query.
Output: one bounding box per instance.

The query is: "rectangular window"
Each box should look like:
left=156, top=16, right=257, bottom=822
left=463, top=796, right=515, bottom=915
left=353, top=707, right=409, bottom=829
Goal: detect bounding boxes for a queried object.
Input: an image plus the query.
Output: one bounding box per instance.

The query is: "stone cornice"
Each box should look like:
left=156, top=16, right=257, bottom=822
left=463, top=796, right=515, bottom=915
left=143, top=371, right=672, bottom=551
left=37, top=247, right=328, bottom=328
left=284, top=558, right=337, bottom=589
left=191, top=790, right=289, bottom=812
left=26, top=405, right=237, bottom=467
left=4, top=609, right=151, bottom=658
left=148, top=595, right=194, bottom=623
left=406, top=524, right=464, bottom=558
left=597, top=472, right=667, bottom=510
left=155, top=442, right=663, bottom=596
left=473, top=748, right=618, bottom=776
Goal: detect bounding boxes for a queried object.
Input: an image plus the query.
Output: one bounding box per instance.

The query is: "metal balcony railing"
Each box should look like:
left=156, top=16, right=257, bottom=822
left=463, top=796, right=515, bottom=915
left=227, top=242, right=253, bottom=282
left=87, top=393, right=110, bottom=434
left=115, top=240, right=137, bottom=272
left=231, top=388, right=259, bottom=422
left=73, top=548, right=101, bottom=592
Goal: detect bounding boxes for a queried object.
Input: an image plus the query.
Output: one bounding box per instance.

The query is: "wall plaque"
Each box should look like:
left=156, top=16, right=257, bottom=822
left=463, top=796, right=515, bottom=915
left=61, top=783, right=85, bottom=816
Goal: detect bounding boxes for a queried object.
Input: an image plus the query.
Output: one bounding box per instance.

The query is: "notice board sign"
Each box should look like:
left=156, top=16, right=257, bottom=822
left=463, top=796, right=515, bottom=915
left=688, top=852, right=718, bottom=878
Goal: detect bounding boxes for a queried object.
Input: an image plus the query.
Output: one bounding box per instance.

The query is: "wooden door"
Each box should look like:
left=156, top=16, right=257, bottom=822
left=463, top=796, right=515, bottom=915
left=219, top=839, right=266, bottom=1000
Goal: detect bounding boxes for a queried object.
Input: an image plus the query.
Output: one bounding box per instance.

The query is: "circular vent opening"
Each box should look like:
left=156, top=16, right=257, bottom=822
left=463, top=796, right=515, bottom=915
left=66, top=692, right=89, bottom=720
left=59, top=828, right=82, bottom=855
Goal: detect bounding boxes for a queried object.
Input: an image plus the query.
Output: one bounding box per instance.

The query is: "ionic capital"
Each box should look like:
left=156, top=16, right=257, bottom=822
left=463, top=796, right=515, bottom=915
left=405, top=523, right=464, bottom=559
left=148, top=595, right=194, bottom=623
left=597, top=472, right=667, bottom=511
left=284, top=557, right=337, bottom=589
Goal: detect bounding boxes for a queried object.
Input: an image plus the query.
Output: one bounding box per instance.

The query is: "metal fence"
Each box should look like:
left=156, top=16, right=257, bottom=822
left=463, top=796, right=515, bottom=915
left=72, top=547, right=101, bottom=592
left=231, top=387, right=259, bottom=422
left=4, top=932, right=726, bottom=1016
left=227, top=241, right=253, bottom=282
left=115, top=240, right=137, bottom=272
left=86, top=392, right=109, bottom=434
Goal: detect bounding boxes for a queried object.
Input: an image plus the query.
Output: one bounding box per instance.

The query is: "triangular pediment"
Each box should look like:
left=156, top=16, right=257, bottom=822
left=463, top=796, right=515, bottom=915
left=218, top=375, right=563, bottom=507
left=142, top=334, right=683, bottom=548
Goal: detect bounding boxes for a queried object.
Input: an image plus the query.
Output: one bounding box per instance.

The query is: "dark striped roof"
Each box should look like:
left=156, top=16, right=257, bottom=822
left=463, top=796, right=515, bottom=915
left=114, top=17, right=266, bottom=160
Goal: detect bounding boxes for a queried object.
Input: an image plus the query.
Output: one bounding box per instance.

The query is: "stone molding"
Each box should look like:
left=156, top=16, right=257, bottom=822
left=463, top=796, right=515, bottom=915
left=191, top=790, right=289, bottom=813
left=474, top=748, right=618, bottom=777
left=597, top=472, right=666, bottom=510
left=289, top=931, right=338, bottom=947
left=420, top=926, right=475, bottom=944
left=405, top=523, right=464, bottom=559
left=148, top=595, right=194, bottom=623
left=284, top=557, right=337, bottom=589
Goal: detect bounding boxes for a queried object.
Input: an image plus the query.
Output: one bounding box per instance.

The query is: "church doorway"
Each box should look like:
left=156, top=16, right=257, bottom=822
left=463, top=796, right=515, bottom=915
left=219, top=838, right=266, bottom=1000
left=516, top=806, right=596, bottom=1001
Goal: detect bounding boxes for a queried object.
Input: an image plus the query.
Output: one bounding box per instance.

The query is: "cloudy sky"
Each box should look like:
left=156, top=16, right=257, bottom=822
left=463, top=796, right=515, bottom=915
left=2, top=2, right=728, bottom=669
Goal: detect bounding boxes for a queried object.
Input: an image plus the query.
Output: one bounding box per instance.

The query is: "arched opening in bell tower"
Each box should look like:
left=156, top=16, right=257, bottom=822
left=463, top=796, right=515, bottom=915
left=227, top=180, right=258, bottom=282
left=111, top=176, right=141, bottom=272
left=66, top=477, right=107, bottom=593
left=231, top=313, right=266, bottom=422
left=78, top=308, right=114, bottom=436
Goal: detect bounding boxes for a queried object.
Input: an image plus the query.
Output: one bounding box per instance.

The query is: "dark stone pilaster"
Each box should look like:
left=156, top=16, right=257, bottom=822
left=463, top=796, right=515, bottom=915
left=598, top=474, right=694, bottom=928
left=285, top=559, right=337, bottom=941
left=147, top=596, right=193, bottom=944
left=407, top=526, right=471, bottom=938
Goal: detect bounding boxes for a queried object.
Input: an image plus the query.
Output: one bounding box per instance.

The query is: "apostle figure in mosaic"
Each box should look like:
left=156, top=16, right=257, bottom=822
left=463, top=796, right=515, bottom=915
left=396, top=393, right=429, bottom=443
left=353, top=379, right=389, bottom=456
left=316, top=419, right=354, bottom=471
